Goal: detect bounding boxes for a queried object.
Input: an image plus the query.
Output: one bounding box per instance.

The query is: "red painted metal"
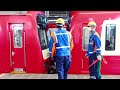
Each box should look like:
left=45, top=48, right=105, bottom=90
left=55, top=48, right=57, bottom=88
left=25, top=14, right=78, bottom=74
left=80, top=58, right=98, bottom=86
left=69, top=11, right=120, bottom=74
left=0, top=11, right=50, bottom=73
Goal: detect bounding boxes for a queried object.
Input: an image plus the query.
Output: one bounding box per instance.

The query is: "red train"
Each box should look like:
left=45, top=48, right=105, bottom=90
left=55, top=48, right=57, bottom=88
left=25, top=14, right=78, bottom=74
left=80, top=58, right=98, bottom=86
left=0, top=11, right=50, bottom=73
left=69, top=11, right=120, bottom=74
left=1, top=11, right=120, bottom=75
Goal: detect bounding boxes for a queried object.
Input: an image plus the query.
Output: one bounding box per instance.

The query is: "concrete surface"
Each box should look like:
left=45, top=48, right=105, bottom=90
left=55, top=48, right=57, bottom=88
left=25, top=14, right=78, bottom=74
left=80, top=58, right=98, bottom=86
left=0, top=73, right=120, bottom=79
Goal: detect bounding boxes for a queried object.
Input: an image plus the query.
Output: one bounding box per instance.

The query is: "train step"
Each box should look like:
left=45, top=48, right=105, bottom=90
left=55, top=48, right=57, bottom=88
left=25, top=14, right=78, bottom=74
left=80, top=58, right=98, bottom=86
left=10, top=71, right=26, bottom=74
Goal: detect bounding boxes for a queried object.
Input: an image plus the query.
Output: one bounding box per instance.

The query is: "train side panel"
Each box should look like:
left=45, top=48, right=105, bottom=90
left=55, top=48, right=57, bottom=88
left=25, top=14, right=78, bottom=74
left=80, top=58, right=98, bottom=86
left=0, top=17, right=11, bottom=73
left=0, top=11, right=50, bottom=73
left=70, top=11, right=120, bottom=74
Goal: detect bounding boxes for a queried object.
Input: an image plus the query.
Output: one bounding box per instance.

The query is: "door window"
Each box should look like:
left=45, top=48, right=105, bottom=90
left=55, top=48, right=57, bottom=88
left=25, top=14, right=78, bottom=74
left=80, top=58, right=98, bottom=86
left=11, top=24, right=23, bottom=48
left=82, top=27, right=90, bottom=50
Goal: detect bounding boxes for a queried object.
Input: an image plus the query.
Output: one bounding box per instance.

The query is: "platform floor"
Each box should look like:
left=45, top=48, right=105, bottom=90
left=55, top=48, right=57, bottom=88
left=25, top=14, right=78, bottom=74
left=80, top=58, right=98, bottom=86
left=0, top=73, right=120, bottom=79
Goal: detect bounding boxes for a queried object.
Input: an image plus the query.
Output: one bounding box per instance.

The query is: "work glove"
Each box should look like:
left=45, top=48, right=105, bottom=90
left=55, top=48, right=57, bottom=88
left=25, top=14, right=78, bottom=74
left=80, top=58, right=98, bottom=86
left=97, top=54, right=102, bottom=61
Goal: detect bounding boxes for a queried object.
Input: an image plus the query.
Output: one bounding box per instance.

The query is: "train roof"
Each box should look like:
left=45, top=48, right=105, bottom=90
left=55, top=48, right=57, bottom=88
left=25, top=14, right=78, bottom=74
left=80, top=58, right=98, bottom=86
left=0, top=11, right=44, bottom=16
left=78, top=11, right=120, bottom=14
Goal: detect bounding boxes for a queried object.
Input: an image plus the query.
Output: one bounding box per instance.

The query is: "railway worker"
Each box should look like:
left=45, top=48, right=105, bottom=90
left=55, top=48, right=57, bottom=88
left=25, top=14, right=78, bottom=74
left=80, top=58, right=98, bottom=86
left=85, top=21, right=102, bottom=79
left=48, top=18, right=74, bottom=79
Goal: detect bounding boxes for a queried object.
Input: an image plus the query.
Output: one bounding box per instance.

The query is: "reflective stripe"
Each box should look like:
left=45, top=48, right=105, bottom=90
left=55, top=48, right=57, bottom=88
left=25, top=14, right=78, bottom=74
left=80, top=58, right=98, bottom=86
left=54, top=32, right=58, bottom=43
left=89, top=43, right=93, bottom=44
left=54, top=31, right=70, bottom=50
left=89, top=52, right=93, bottom=54
left=55, top=33, right=68, bottom=35
left=54, top=32, right=70, bottom=43
left=49, top=51, right=52, bottom=53
left=56, top=46, right=70, bottom=49
left=67, top=32, right=70, bottom=42
left=97, top=49, right=101, bottom=50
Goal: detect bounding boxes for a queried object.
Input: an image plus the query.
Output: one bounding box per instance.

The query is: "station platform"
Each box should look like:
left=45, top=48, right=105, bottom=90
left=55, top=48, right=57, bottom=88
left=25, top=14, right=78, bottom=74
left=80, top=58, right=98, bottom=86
left=0, top=73, right=120, bottom=79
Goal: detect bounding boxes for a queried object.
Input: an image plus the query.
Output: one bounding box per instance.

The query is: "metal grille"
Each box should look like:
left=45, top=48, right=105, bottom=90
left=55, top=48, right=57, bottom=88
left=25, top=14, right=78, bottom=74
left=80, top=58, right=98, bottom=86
left=45, top=11, right=68, bottom=17
left=45, top=11, right=69, bottom=24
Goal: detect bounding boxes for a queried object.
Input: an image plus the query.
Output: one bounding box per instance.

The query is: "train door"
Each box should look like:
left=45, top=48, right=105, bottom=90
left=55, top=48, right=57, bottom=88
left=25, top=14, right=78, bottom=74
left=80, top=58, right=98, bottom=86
left=80, top=23, right=90, bottom=73
left=9, top=24, right=26, bottom=72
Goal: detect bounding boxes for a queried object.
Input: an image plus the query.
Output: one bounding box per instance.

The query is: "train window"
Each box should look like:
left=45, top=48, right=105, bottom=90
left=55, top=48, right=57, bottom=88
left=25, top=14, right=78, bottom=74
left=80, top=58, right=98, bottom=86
left=36, top=14, right=48, bottom=50
left=105, top=24, right=116, bottom=51
left=46, top=30, right=51, bottom=44
left=47, top=28, right=58, bottom=43
left=37, top=25, right=48, bottom=50
left=47, top=27, right=67, bottom=45
left=36, top=14, right=47, bottom=29
left=49, top=28, right=58, bottom=34
left=14, top=29, right=22, bottom=48
left=82, top=27, right=90, bottom=50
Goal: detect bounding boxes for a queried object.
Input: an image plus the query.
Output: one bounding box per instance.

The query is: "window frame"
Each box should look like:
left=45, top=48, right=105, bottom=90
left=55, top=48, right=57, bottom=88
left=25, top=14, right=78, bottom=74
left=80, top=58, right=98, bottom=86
left=101, top=20, right=120, bottom=56
left=105, top=24, right=116, bottom=51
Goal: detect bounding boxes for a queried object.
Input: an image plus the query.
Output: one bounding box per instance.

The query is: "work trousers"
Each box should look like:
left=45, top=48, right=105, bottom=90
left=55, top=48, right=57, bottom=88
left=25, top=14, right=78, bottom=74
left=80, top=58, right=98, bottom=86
left=89, top=53, right=102, bottom=79
left=55, top=56, right=71, bottom=79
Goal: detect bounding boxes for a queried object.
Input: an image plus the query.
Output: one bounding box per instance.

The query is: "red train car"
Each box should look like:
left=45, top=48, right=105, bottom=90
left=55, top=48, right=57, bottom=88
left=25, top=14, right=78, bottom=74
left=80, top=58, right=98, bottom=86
left=0, top=11, right=50, bottom=73
left=69, top=11, right=120, bottom=74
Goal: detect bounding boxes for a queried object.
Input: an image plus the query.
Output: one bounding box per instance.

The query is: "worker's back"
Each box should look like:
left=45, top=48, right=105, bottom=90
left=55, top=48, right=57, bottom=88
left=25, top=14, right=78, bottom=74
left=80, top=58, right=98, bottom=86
left=55, top=28, right=70, bottom=56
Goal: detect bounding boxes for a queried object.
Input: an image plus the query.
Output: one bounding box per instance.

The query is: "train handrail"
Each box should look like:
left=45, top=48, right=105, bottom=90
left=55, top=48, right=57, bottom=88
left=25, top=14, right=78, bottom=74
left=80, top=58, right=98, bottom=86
left=24, top=32, right=26, bottom=69
left=9, top=32, right=12, bottom=67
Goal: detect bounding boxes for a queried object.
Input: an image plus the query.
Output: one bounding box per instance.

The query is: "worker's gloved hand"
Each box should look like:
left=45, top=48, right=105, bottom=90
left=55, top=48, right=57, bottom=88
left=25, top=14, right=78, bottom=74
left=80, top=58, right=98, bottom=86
left=85, top=54, right=88, bottom=58
left=97, top=54, right=102, bottom=61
